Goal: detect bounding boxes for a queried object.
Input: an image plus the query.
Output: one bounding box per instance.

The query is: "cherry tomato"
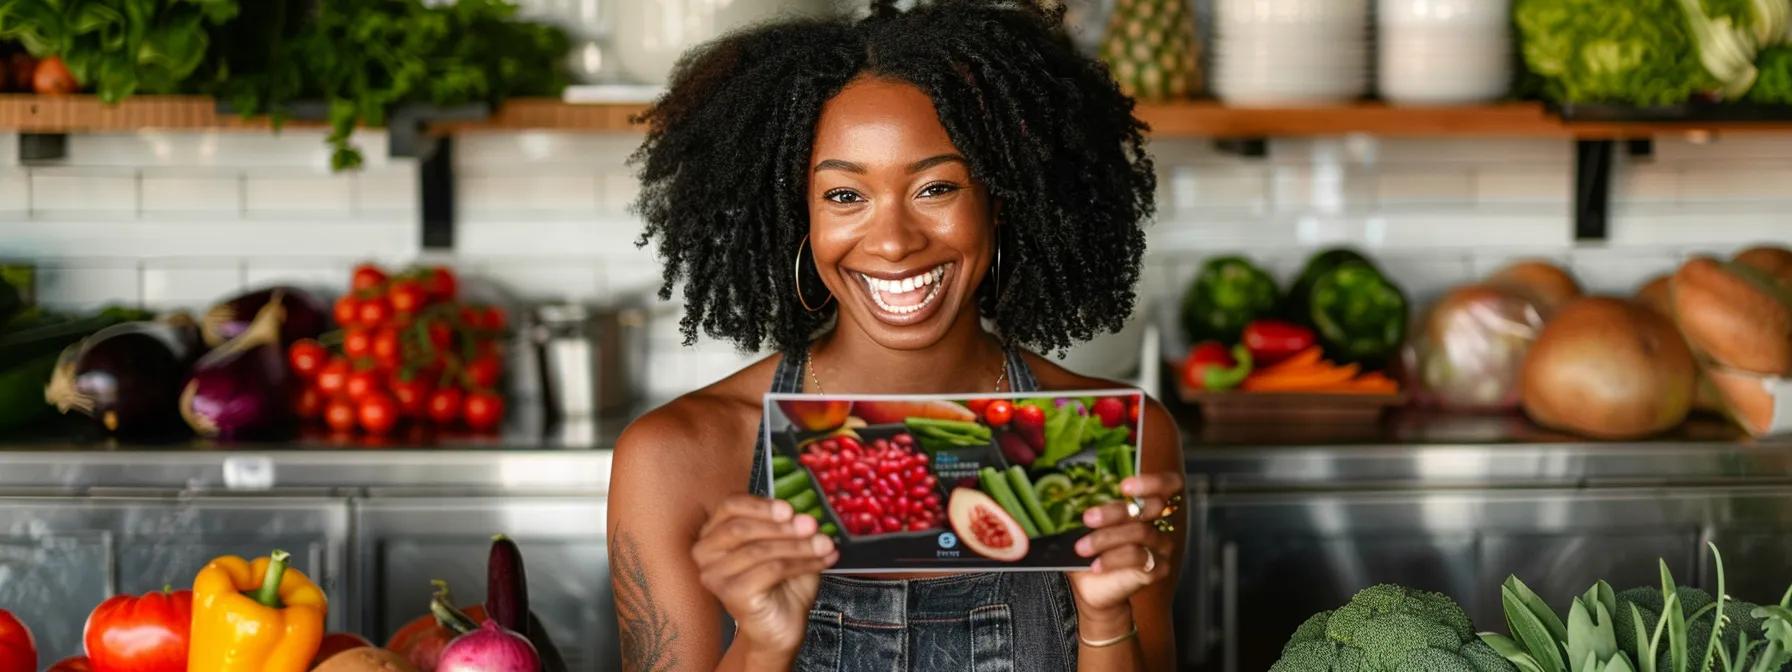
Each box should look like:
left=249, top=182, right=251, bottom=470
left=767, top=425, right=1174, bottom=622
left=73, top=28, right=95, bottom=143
left=342, top=328, right=372, bottom=360
left=371, top=327, right=402, bottom=369
left=480, top=306, right=508, bottom=331
left=388, top=280, right=428, bottom=316
left=424, top=267, right=458, bottom=302
left=294, top=387, right=324, bottom=420
left=965, top=398, right=991, bottom=415
left=1092, top=397, right=1126, bottom=428
left=357, top=392, right=400, bottom=435
left=357, top=295, right=393, bottom=327
left=351, top=263, right=388, bottom=292
left=984, top=400, right=1013, bottom=427
left=287, top=340, right=327, bottom=378
left=344, top=370, right=381, bottom=401
left=427, top=387, right=464, bottom=425
left=315, top=358, right=351, bottom=396
left=389, top=376, right=433, bottom=419
left=324, top=398, right=357, bottom=433
left=1014, top=403, right=1045, bottom=431
left=464, top=356, right=502, bottom=389
left=1129, top=401, right=1141, bottom=424
left=333, top=295, right=361, bottom=328
left=425, top=319, right=454, bottom=352
left=463, top=391, right=505, bottom=432
left=32, top=56, right=76, bottom=94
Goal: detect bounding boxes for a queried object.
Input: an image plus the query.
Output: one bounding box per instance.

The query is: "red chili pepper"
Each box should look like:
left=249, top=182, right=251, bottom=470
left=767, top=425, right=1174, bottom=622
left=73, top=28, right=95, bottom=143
left=1181, top=342, right=1254, bottom=391
left=1242, top=319, right=1317, bottom=366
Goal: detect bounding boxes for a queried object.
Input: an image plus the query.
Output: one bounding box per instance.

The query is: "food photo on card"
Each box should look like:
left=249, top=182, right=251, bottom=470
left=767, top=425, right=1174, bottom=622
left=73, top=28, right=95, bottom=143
left=763, top=390, right=1146, bottom=573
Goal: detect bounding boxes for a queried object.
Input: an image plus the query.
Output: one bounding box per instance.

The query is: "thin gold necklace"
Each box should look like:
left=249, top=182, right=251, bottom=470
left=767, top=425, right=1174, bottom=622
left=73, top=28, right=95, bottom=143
left=805, top=347, right=1008, bottom=394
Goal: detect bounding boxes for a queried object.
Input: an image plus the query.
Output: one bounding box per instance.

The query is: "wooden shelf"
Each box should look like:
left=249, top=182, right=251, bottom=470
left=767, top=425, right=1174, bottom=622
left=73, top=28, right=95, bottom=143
left=13, top=94, right=1792, bottom=138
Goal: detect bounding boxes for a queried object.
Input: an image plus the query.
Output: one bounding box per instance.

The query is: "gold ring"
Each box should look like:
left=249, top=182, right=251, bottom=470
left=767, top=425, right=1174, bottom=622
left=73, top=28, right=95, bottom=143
left=1157, top=494, right=1185, bottom=520
left=1152, top=518, right=1176, bottom=534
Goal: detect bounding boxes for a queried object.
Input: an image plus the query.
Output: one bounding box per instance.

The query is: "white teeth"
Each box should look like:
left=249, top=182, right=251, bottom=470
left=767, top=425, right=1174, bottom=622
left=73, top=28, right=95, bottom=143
left=861, top=263, right=950, bottom=316
left=901, top=277, right=915, bottom=292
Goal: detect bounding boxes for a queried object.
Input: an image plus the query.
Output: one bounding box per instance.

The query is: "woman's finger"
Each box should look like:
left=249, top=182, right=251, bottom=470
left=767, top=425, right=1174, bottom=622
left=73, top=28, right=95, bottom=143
left=703, top=533, right=835, bottom=586
left=1093, top=542, right=1152, bottom=576
left=1081, top=501, right=1134, bottom=529
left=699, top=495, right=794, bottom=538
left=1075, top=520, right=1154, bottom=558
left=1120, top=472, right=1185, bottom=499
left=692, top=511, right=815, bottom=565
left=725, top=554, right=836, bottom=601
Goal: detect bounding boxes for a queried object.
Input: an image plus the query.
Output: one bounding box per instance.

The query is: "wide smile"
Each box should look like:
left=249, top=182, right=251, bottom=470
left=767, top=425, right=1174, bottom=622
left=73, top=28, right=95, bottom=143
left=852, top=262, right=954, bottom=326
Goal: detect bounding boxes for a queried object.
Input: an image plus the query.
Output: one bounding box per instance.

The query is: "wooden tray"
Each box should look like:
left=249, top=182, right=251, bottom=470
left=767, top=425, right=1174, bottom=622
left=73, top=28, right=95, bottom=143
left=1179, top=387, right=1406, bottom=424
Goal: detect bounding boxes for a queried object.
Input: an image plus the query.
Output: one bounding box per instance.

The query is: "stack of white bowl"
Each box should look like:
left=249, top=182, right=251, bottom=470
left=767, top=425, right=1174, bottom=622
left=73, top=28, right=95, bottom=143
left=1212, top=0, right=1370, bottom=106
left=1378, top=0, right=1512, bottom=104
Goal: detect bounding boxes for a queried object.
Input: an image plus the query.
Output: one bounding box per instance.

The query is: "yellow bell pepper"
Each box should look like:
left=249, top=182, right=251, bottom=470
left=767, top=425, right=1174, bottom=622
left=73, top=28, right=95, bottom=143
left=187, top=550, right=326, bottom=672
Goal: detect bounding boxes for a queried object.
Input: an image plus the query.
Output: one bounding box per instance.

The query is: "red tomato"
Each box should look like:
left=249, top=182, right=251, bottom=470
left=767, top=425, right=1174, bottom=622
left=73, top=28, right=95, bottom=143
left=464, top=356, right=502, bottom=389
left=427, top=388, right=464, bottom=425
left=351, top=263, right=388, bottom=292
left=332, top=296, right=361, bottom=328
left=425, top=319, right=454, bottom=352
left=32, top=56, right=76, bottom=95
left=0, top=609, right=34, bottom=672
left=463, top=391, right=504, bottom=432
left=1092, top=397, right=1126, bottom=429
left=1128, top=400, right=1141, bottom=424
left=984, top=400, right=1013, bottom=427
left=324, top=398, right=358, bottom=433
left=357, top=296, right=393, bottom=327
left=45, top=657, right=91, bottom=672
left=388, top=280, right=428, bottom=316
left=423, top=267, right=459, bottom=302
left=480, top=306, right=508, bottom=331
left=287, top=339, right=327, bottom=378
left=965, top=398, right=991, bottom=415
left=342, top=328, right=372, bottom=360
left=316, top=358, right=351, bottom=396
left=1014, top=403, right=1045, bottom=431
left=389, top=377, right=433, bottom=419
left=357, top=392, right=400, bottom=435
left=83, top=589, right=191, bottom=672
left=371, top=327, right=403, bottom=369
left=310, top=632, right=375, bottom=668
left=294, top=387, right=324, bottom=420
left=344, top=370, right=381, bottom=401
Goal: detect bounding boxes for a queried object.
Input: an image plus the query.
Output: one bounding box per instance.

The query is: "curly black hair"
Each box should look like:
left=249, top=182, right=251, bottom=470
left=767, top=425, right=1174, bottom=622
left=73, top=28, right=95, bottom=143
left=632, top=0, right=1155, bottom=355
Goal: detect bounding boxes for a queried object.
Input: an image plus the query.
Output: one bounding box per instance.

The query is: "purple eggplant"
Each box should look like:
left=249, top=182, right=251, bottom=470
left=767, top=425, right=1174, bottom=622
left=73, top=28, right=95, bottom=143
left=180, top=291, right=294, bottom=439
left=45, top=320, right=194, bottom=437
left=201, top=285, right=328, bottom=348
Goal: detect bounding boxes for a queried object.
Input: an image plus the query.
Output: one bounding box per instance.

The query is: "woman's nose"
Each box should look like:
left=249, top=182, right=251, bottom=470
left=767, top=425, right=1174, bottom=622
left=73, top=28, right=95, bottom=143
left=862, top=200, right=929, bottom=262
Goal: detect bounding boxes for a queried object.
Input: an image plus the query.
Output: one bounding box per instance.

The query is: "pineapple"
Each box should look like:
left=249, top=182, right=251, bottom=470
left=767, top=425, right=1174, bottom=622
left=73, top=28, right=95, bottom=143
left=1099, top=0, right=1201, bottom=101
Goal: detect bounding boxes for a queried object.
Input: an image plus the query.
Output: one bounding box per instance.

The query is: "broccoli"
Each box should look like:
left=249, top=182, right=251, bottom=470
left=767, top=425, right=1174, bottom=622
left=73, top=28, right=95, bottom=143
left=1613, top=585, right=1788, bottom=672
left=1269, top=585, right=1518, bottom=672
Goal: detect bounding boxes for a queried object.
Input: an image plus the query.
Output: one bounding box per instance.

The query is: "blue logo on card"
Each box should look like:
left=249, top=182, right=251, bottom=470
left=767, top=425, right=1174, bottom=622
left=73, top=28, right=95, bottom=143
left=938, top=532, right=958, bottom=549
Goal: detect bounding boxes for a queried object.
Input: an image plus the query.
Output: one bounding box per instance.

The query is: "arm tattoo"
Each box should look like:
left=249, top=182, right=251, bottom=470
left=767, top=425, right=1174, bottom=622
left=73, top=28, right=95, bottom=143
left=613, top=530, right=681, bottom=671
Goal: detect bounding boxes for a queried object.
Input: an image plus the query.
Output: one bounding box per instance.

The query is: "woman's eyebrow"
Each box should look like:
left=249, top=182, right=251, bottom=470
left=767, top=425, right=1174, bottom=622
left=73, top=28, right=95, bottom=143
left=907, top=154, right=965, bottom=173
left=814, top=159, right=865, bottom=174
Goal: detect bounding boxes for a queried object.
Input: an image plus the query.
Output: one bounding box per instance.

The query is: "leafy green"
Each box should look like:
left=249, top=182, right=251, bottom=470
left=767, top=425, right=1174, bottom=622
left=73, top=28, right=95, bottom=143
left=200, top=0, right=569, bottom=170
left=1747, top=46, right=1792, bottom=102
left=0, top=0, right=241, bottom=102
left=1514, top=0, right=1716, bottom=106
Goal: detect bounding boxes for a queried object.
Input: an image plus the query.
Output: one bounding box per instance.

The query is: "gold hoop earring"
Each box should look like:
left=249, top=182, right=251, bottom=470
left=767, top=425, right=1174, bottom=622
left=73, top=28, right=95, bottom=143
left=992, top=230, right=1004, bottom=302
left=794, top=235, right=833, bottom=313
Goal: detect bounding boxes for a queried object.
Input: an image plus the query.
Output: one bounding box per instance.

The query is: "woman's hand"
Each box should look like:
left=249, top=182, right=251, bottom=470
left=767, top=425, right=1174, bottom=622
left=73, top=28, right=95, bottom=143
left=691, top=495, right=838, bottom=658
left=1066, top=472, right=1185, bottom=618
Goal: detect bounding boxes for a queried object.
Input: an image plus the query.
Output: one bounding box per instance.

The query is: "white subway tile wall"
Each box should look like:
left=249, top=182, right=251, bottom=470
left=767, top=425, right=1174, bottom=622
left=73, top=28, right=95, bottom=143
left=4, top=131, right=1792, bottom=396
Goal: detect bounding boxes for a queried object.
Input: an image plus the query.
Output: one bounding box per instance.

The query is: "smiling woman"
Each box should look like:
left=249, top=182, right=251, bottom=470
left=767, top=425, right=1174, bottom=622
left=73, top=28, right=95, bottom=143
left=608, top=1, right=1182, bottom=671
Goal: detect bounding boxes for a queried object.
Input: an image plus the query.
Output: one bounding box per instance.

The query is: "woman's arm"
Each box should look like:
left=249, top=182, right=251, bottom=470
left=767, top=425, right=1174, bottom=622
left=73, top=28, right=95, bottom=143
left=1072, top=399, right=1187, bottom=672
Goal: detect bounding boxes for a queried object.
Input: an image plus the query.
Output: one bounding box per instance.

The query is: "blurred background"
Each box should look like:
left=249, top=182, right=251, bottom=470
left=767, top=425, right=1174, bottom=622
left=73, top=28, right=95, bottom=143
left=2, top=0, right=1792, bottom=669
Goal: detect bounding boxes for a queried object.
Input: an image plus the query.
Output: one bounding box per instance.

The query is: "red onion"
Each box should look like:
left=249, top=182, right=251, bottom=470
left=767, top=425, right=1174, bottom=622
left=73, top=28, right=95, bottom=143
left=437, top=621, right=540, bottom=672
left=179, top=291, right=293, bottom=439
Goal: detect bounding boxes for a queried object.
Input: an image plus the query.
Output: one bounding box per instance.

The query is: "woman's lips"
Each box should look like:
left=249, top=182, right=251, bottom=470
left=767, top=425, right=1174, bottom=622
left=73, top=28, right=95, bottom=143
left=853, top=262, right=953, bottom=324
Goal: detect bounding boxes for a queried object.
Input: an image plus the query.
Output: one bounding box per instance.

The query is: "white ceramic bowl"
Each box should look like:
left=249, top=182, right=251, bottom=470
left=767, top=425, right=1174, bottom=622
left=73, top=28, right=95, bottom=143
left=1377, top=30, right=1511, bottom=103
left=1216, top=0, right=1368, bottom=27
left=1378, top=0, right=1511, bottom=26
left=611, top=0, right=834, bottom=84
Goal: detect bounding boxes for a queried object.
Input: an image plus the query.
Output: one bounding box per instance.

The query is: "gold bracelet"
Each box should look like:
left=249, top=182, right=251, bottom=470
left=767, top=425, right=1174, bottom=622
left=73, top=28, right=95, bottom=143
left=1079, top=623, right=1139, bottom=648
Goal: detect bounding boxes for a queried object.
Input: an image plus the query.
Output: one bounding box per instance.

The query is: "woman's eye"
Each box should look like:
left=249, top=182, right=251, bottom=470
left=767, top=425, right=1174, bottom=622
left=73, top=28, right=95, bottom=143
left=918, top=183, right=959, bottom=198
left=824, top=189, right=864, bottom=204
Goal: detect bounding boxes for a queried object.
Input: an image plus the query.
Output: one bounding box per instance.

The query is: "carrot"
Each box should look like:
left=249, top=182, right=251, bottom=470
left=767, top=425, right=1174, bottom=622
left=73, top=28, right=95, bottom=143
left=1241, top=363, right=1361, bottom=391
left=1257, top=347, right=1323, bottom=375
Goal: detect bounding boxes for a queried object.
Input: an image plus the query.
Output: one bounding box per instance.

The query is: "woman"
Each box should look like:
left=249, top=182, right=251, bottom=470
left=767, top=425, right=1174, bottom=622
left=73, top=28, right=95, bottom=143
left=607, top=1, right=1184, bottom=670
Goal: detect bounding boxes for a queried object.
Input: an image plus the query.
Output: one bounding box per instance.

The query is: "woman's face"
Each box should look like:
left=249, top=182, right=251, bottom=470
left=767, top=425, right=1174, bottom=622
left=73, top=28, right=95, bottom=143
left=806, top=76, right=995, bottom=351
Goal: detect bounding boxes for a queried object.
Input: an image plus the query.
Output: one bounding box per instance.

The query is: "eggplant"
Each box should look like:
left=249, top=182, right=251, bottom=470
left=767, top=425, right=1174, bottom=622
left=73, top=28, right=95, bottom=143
left=44, top=321, right=192, bottom=437
left=486, top=535, right=567, bottom=672
left=180, top=291, right=294, bottom=439
left=201, top=285, right=329, bottom=348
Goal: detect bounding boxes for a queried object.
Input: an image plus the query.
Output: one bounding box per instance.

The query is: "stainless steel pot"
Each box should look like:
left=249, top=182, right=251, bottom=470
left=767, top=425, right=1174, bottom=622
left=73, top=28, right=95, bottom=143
left=531, top=303, right=648, bottom=421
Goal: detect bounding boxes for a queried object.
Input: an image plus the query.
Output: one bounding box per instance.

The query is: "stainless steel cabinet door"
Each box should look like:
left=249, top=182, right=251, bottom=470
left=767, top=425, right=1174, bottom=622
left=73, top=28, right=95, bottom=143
left=354, top=497, right=615, bottom=670
left=0, top=496, right=349, bottom=661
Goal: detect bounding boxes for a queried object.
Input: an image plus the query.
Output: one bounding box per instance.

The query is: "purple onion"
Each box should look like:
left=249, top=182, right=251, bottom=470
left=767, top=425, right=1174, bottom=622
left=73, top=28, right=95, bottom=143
left=180, top=292, right=293, bottom=439
left=201, top=285, right=328, bottom=348
left=438, top=620, right=541, bottom=672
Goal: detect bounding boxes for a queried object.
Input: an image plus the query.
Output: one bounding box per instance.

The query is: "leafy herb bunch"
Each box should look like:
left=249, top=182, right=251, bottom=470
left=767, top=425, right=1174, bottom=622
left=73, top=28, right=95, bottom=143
left=0, top=0, right=241, bottom=102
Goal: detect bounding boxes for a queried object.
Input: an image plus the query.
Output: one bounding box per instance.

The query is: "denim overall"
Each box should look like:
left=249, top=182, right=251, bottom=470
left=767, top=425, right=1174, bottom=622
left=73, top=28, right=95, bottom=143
left=746, top=348, right=1079, bottom=672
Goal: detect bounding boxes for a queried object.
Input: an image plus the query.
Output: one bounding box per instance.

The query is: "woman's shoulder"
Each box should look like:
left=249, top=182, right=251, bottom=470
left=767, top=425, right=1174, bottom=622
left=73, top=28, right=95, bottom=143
left=613, top=352, right=786, bottom=472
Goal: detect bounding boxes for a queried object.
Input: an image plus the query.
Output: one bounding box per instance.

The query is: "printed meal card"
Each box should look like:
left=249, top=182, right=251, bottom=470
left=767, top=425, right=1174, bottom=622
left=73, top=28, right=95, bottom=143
left=763, top=390, right=1146, bottom=573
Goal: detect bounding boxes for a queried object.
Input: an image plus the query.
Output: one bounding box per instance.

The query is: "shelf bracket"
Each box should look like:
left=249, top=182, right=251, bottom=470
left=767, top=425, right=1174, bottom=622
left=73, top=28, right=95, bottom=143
left=420, top=136, right=455, bottom=251
left=1574, top=140, right=1613, bottom=241
left=1211, top=138, right=1268, bottom=158
left=17, top=133, right=67, bottom=162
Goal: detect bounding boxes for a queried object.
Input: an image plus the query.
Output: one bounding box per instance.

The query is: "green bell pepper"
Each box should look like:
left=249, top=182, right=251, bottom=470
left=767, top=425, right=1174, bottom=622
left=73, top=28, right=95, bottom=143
left=1180, top=256, right=1280, bottom=343
left=1286, top=248, right=1373, bottom=324
left=1308, top=261, right=1408, bottom=366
